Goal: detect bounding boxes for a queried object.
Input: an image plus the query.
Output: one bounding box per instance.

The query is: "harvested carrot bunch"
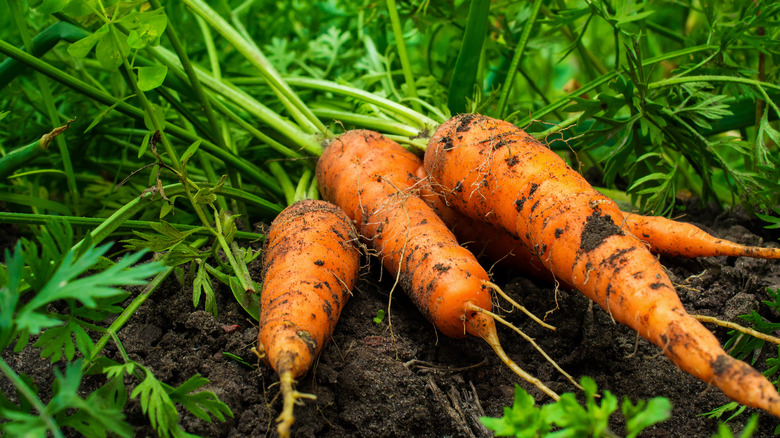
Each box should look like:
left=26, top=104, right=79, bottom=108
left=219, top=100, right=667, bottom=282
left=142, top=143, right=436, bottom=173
left=257, top=199, right=360, bottom=438
left=423, top=113, right=780, bottom=417
left=317, top=130, right=569, bottom=400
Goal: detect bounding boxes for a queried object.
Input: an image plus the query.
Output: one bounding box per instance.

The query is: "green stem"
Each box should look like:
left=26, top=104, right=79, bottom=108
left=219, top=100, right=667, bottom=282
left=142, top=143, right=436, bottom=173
left=284, top=77, right=438, bottom=129
left=0, top=357, right=64, bottom=438
left=84, top=258, right=179, bottom=365
left=148, top=46, right=322, bottom=155
left=497, top=0, right=542, bottom=118
left=7, top=0, right=81, bottom=215
left=152, top=52, right=307, bottom=158
left=515, top=45, right=719, bottom=126
left=212, top=218, right=254, bottom=292
left=649, top=75, right=780, bottom=92
left=181, top=0, right=326, bottom=134
left=387, top=0, right=419, bottom=111
left=268, top=161, right=296, bottom=205
left=0, top=122, right=70, bottom=179
left=111, top=26, right=183, bottom=171
left=0, top=38, right=280, bottom=194
left=0, top=22, right=89, bottom=88
left=0, top=212, right=264, bottom=240
left=312, top=108, right=420, bottom=136
left=71, top=183, right=280, bottom=253
left=293, top=169, right=313, bottom=202
left=148, top=0, right=225, bottom=151
left=448, top=0, right=490, bottom=115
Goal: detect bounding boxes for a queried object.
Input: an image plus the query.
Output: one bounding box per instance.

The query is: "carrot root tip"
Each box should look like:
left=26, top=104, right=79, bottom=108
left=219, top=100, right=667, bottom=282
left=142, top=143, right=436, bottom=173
left=276, top=370, right=316, bottom=438
left=464, top=304, right=562, bottom=401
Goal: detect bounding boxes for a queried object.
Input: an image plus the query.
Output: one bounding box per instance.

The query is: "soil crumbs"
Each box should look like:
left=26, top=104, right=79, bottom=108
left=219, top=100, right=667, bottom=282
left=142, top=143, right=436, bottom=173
left=5, top=203, right=780, bottom=438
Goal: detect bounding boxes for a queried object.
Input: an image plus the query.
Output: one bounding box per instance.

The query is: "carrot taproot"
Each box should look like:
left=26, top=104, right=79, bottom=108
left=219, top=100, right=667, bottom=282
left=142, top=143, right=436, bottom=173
left=423, top=113, right=780, bottom=417
left=316, top=129, right=562, bottom=399
left=257, top=199, right=360, bottom=438
left=621, top=211, right=780, bottom=259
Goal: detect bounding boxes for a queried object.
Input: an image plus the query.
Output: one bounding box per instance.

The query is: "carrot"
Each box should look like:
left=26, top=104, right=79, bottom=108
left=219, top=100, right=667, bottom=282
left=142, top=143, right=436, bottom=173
left=415, top=164, right=552, bottom=280
left=256, top=199, right=360, bottom=438
left=423, top=113, right=780, bottom=417
left=316, top=129, right=563, bottom=399
left=621, top=211, right=780, bottom=259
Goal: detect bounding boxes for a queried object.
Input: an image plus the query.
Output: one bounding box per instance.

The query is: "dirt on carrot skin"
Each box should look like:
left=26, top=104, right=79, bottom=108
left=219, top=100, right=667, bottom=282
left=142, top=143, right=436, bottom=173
left=3, top=202, right=780, bottom=437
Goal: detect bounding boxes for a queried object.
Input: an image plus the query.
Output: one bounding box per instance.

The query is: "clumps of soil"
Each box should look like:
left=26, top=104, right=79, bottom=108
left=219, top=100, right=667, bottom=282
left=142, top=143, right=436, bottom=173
left=579, top=210, right=623, bottom=252
left=4, top=204, right=780, bottom=437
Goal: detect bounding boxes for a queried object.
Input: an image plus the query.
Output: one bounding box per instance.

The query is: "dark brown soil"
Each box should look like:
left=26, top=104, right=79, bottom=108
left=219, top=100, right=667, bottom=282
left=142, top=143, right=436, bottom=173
left=4, top=203, right=780, bottom=437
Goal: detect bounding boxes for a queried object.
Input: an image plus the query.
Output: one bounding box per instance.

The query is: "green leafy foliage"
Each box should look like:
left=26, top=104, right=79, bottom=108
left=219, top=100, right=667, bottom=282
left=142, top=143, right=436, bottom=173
left=0, top=360, right=134, bottom=438
left=480, top=377, right=671, bottom=437
left=0, top=221, right=162, bottom=354
left=0, top=221, right=231, bottom=436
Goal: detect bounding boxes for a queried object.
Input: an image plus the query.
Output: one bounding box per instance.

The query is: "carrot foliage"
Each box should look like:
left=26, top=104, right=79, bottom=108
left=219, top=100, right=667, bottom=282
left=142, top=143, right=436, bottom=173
left=480, top=377, right=671, bottom=438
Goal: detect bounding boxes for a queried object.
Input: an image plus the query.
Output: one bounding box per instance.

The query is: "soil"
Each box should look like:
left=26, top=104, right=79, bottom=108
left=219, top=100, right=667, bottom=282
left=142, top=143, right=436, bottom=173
left=4, top=201, right=780, bottom=437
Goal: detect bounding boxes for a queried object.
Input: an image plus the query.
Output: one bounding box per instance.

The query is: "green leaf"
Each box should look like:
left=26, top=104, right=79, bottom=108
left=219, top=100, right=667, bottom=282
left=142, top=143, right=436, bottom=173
left=84, top=94, right=136, bottom=133
left=142, top=104, right=165, bottom=132
left=67, top=24, right=109, bottom=58
left=180, top=140, right=202, bottom=167
left=35, top=0, right=69, bottom=14
left=15, top=245, right=163, bottom=335
left=623, top=397, right=672, bottom=438
left=229, top=276, right=260, bottom=321
left=168, top=375, right=234, bottom=423
left=35, top=320, right=81, bottom=362
left=121, top=9, right=168, bottom=49
left=130, top=368, right=180, bottom=437
left=137, top=66, right=168, bottom=91
left=95, top=25, right=131, bottom=70
left=193, top=261, right=216, bottom=316
left=0, top=242, right=25, bottom=351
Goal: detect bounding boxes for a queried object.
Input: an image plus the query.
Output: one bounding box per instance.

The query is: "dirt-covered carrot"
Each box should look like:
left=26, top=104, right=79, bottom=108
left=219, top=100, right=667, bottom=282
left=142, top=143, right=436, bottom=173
left=317, top=130, right=562, bottom=399
left=257, top=199, right=360, bottom=437
left=621, top=211, right=780, bottom=259
left=424, top=113, right=780, bottom=417
left=415, top=165, right=553, bottom=280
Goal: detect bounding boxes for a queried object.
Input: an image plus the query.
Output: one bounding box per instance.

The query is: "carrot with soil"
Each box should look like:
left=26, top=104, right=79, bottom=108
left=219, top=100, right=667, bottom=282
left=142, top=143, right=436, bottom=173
left=620, top=211, right=780, bottom=259
left=423, top=113, right=780, bottom=417
left=257, top=199, right=360, bottom=438
left=316, top=130, right=568, bottom=399
left=418, top=177, right=780, bottom=277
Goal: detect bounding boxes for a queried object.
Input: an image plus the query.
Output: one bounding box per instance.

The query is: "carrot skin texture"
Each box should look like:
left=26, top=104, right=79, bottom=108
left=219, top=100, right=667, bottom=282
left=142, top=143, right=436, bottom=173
left=424, top=114, right=780, bottom=416
left=316, top=130, right=493, bottom=339
left=621, top=212, right=780, bottom=259
left=415, top=165, right=554, bottom=280
left=258, top=199, right=360, bottom=378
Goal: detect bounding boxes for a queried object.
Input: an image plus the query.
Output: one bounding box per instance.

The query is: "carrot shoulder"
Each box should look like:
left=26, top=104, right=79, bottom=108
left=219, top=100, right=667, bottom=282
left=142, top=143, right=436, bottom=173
left=621, top=211, right=780, bottom=259
left=317, top=130, right=558, bottom=399
left=257, top=199, right=360, bottom=437
left=424, top=113, right=780, bottom=417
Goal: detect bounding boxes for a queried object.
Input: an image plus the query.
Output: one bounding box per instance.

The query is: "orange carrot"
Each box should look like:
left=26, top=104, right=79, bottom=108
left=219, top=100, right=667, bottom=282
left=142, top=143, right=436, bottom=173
left=257, top=199, right=360, bottom=437
left=424, top=113, right=780, bottom=417
left=621, top=211, right=780, bottom=259
left=415, top=165, right=553, bottom=280
left=317, top=129, right=561, bottom=399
